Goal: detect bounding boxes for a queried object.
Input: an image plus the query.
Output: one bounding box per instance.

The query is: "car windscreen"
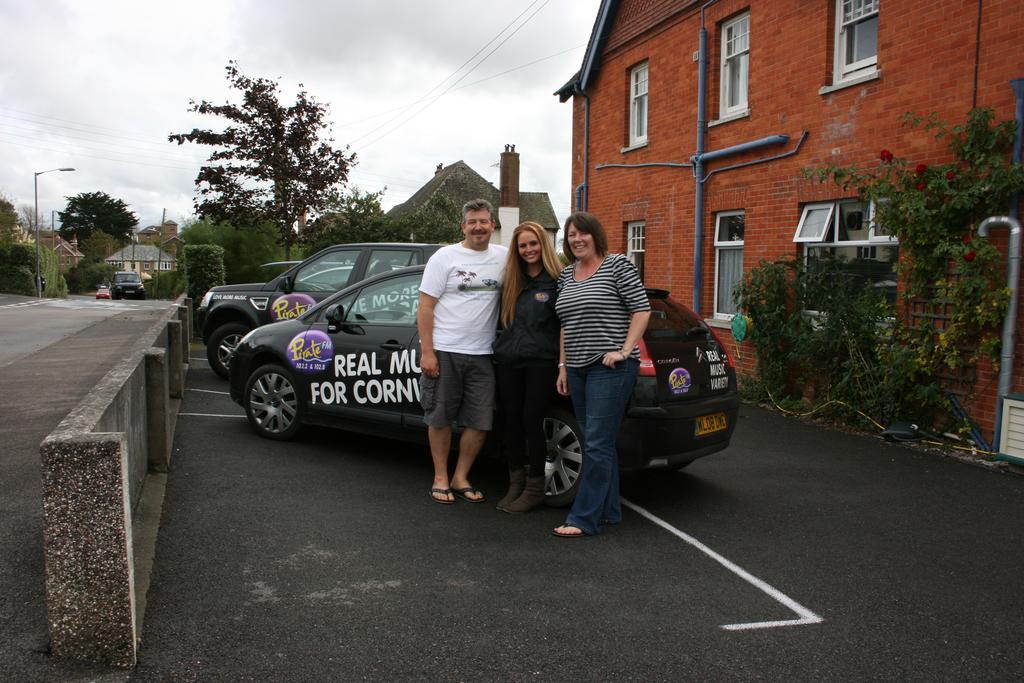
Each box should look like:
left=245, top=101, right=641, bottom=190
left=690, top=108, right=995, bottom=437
left=114, top=274, right=141, bottom=283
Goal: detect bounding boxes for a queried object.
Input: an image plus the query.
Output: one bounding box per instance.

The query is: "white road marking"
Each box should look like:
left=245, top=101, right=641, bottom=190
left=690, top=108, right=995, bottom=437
left=622, top=498, right=823, bottom=631
left=187, top=388, right=230, bottom=395
left=179, top=412, right=246, bottom=418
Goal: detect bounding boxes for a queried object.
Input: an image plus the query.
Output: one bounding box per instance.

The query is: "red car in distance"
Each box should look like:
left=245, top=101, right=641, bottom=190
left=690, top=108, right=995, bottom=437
left=96, top=284, right=111, bottom=299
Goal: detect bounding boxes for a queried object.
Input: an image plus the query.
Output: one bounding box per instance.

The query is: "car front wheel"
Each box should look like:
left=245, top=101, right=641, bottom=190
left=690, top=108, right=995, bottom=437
left=206, top=322, right=250, bottom=379
left=543, top=407, right=584, bottom=507
left=244, top=363, right=302, bottom=440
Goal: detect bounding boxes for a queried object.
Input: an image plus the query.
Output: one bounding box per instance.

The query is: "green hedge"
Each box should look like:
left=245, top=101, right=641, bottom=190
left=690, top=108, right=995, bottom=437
left=182, top=244, right=226, bottom=303
left=0, top=243, right=37, bottom=295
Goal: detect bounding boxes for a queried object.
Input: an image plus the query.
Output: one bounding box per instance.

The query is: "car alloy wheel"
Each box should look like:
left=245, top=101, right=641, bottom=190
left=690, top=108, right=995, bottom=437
left=245, top=364, right=301, bottom=440
left=206, top=322, right=250, bottom=379
left=543, top=407, right=584, bottom=507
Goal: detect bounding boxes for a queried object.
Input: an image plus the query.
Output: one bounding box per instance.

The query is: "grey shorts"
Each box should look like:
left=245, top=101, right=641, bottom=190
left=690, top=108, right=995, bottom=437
left=419, top=351, right=495, bottom=430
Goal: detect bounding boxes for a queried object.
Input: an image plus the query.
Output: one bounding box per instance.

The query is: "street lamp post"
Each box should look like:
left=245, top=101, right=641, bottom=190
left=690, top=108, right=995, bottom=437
left=34, top=167, right=75, bottom=297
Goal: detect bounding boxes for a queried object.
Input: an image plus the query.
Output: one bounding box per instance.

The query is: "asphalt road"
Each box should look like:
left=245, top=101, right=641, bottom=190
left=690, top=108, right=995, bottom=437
left=132, top=356, right=1024, bottom=681
left=0, top=294, right=170, bottom=368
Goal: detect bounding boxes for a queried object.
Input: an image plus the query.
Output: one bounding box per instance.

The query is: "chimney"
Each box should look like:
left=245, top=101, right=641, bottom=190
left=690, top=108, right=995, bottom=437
left=499, top=144, right=520, bottom=208
left=435, top=163, right=444, bottom=175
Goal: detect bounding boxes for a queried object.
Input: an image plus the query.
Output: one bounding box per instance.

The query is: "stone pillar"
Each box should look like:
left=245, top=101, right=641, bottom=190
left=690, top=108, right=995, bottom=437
left=145, top=348, right=170, bottom=473
left=166, top=320, right=183, bottom=399
left=40, top=433, right=137, bottom=668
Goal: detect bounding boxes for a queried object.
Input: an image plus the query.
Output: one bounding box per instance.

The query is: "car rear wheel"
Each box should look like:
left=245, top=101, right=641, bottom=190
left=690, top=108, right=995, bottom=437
left=543, top=407, right=584, bottom=507
left=244, top=363, right=302, bottom=440
left=206, top=322, right=250, bottom=379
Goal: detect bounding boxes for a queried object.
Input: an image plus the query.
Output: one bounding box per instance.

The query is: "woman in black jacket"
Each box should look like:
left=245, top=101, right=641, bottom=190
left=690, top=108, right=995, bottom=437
left=492, top=221, right=563, bottom=512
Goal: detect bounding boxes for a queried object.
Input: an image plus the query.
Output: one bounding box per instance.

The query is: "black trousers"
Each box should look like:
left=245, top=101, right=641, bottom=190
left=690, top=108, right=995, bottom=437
left=495, top=363, right=558, bottom=476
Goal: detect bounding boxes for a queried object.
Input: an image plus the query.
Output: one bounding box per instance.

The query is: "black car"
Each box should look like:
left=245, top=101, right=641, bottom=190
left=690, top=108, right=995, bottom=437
left=197, top=243, right=442, bottom=379
left=228, top=266, right=739, bottom=505
left=110, top=271, right=146, bottom=300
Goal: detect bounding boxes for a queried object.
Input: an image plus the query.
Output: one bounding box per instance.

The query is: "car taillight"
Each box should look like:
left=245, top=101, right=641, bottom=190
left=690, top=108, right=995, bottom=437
left=708, top=328, right=734, bottom=368
left=637, top=338, right=656, bottom=376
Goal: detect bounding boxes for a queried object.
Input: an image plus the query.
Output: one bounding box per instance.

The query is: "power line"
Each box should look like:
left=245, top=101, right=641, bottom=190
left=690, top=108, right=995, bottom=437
left=347, top=0, right=544, bottom=145
left=0, top=136, right=197, bottom=172
left=358, top=0, right=551, bottom=151
left=0, top=121, right=204, bottom=163
left=335, top=43, right=583, bottom=129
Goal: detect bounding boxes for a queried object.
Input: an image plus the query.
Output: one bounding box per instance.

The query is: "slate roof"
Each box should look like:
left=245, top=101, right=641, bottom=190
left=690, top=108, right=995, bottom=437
left=386, top=160, right=559, bottom=233
left=105, top=244, right=176, bottom=262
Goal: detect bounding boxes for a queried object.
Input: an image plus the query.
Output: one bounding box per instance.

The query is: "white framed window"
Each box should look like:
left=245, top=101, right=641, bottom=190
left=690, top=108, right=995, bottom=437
left=629, top=63, right=649, bottom=147
left=795, top=198, right=899, bottom=306
left=714, top=211, right=745, bottom=318
left=834, top=0, right=879, bottom=82
left=626, top=221, right=646, bottom=281
left=793, top=203, right=835, bottom=242
left=720, top=13, right=749, bottom=117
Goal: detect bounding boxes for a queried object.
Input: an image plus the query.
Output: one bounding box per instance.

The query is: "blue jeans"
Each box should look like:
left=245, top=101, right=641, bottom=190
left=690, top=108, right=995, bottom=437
left=564, top=358, right=639, bottom=535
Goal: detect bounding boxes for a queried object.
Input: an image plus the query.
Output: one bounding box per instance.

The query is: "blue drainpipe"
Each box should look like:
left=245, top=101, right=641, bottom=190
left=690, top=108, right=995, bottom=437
left=990, top=78, right=1024, bottom=457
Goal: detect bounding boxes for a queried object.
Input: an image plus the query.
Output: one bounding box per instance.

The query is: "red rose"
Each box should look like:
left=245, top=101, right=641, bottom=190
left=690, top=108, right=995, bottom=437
left=916, top=181, right=926, bottom=191
left=962, top=233, right=973, bottom=245
left=964, top=251, right=976, bottom=262
left=946, top=170, right=955, bottom=181
left=916, top=163, right=928, bottom=175
left=880, top=149, right=894, bottom=163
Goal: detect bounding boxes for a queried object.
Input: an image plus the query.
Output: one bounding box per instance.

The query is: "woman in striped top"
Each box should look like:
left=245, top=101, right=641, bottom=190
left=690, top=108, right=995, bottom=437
left=552, top=212, right=650, bottom=538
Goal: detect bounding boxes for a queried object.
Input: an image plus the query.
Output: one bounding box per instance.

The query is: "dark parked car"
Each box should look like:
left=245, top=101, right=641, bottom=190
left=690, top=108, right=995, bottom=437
left=197, top=243, right=442, bottom=379
left=228, top=266, right=739, bottom=505
left=110, top=272, right=145, bottom=300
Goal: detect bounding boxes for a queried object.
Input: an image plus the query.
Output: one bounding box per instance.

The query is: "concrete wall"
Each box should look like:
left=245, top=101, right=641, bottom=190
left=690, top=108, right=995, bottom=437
left=39, top=299, right=191, bottom=668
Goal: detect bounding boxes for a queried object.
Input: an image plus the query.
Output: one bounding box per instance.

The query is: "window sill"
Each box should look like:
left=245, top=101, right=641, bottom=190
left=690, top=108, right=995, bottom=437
left=708, top=109, right=750, bottom=128
left=704, top=317, right=733, bottom=328
left=818, top=69, right=881, bottom=96
left=620, top=141, right=649, bottom=154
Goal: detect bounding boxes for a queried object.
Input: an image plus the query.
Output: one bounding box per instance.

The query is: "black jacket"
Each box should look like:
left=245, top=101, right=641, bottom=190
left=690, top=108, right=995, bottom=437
left=492, top=271, right=559, bottom=366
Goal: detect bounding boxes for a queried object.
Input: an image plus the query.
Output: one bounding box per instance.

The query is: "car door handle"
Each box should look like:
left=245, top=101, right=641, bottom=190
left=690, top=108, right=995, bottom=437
left=380, top=342, right=405, bottom=351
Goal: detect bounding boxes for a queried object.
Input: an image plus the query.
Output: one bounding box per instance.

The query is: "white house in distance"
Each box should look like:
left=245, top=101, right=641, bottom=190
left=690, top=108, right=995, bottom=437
left=105, top=243, right=176, bottom=276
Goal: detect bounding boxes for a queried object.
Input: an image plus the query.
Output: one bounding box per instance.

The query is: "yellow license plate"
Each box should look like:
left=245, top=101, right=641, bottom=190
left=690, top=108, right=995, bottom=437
left=695, top=412, right=728, bottom=436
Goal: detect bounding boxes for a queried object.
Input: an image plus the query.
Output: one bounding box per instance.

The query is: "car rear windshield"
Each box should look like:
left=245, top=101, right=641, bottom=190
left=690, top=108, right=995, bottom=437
left=646, top=293, right=706, bottom=341
left=114, top=273, right=141, bottom=283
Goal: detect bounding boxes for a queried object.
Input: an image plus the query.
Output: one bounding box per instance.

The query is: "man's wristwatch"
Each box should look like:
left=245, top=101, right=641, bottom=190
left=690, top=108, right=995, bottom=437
left=618, top=351, right=628, bottom=360
left=558, top=362, right=566, bottom=368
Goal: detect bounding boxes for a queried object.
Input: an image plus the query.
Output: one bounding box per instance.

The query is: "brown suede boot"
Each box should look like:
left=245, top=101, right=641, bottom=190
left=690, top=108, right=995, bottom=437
left=495, top=468, right=526, bottom=511
left=504, top=476, right=546, bottom=513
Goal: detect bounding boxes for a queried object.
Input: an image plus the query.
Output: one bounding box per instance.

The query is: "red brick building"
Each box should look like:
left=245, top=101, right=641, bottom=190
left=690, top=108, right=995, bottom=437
left=557, top=0, right=1023, bottom=450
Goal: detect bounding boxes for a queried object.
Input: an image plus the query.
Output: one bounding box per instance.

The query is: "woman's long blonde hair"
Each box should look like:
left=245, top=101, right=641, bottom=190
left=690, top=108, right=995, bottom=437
left=500, top=221, right=562, bottom=328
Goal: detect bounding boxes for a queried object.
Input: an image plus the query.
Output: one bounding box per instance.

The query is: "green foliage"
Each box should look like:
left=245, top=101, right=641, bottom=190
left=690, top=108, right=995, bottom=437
left=302, top=187, right=406, bottom=253
left=0, top=242, right=35, bottom=295
left=148, top=269, right=185, bottom=299
left=807, top=108, right=1023, bottom=374
left=0, top=195, right=19, bottom=243
left=391, top=194, right=463, bottom=244
left=744, top=107, right=1024, bottom=432
left=40, top=247, right=67, bottom=297
left=736, top=258, right=941, bottom=426
left=58, top=191, right=138, bottom=242
left=66, top=260, right=116, bottom=294
left=169, top=61, right=356, bottom=258
left=181, top=218, right=284, bottom=284
left=182, top=244, right=226, bottom=303
left=78, top=231, right=121, bottom=260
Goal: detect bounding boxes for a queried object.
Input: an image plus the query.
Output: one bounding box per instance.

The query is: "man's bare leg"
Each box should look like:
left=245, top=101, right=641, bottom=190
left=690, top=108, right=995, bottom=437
left=428, top=425, right=454, bottom=503
left=450, top=427, right=488, bottom=501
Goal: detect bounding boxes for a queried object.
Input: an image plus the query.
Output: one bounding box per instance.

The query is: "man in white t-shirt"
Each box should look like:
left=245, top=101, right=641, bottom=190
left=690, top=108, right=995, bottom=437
left=417, top=198, right=508, bottom=505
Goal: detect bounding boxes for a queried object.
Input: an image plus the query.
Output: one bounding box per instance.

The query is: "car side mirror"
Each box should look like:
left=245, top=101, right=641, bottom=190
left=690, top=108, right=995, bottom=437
left=281, top=275, right=294, bottom=294
left=326, top=304, right=345, bottom=332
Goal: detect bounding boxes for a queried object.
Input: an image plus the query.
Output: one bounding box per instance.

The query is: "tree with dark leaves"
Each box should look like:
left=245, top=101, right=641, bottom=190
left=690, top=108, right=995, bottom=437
left=58, top=191, right=138, bottom=242
left=169, top=61, right=355, bottom=259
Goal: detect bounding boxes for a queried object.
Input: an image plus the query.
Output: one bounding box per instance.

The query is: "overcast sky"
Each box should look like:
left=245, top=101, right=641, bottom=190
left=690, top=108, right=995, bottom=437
left=0, top=0, right=600, bottom=234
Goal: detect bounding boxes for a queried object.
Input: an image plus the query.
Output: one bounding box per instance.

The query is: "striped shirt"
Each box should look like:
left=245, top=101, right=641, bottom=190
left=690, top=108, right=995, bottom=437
left=555, top=254, right=650, bottom=368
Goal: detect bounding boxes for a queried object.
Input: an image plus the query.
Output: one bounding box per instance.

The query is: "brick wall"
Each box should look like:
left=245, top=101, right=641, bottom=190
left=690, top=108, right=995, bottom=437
left=568, top=0, right=1024, bottom=441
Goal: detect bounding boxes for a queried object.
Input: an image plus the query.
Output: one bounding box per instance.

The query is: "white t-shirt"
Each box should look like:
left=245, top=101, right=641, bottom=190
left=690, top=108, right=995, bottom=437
left=419, top=242, right=508, bottom=354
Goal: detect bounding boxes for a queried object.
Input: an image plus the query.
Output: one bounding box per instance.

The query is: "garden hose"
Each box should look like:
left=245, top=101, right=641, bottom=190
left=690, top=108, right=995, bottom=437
left=762, top=388, right=997, bottom=458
